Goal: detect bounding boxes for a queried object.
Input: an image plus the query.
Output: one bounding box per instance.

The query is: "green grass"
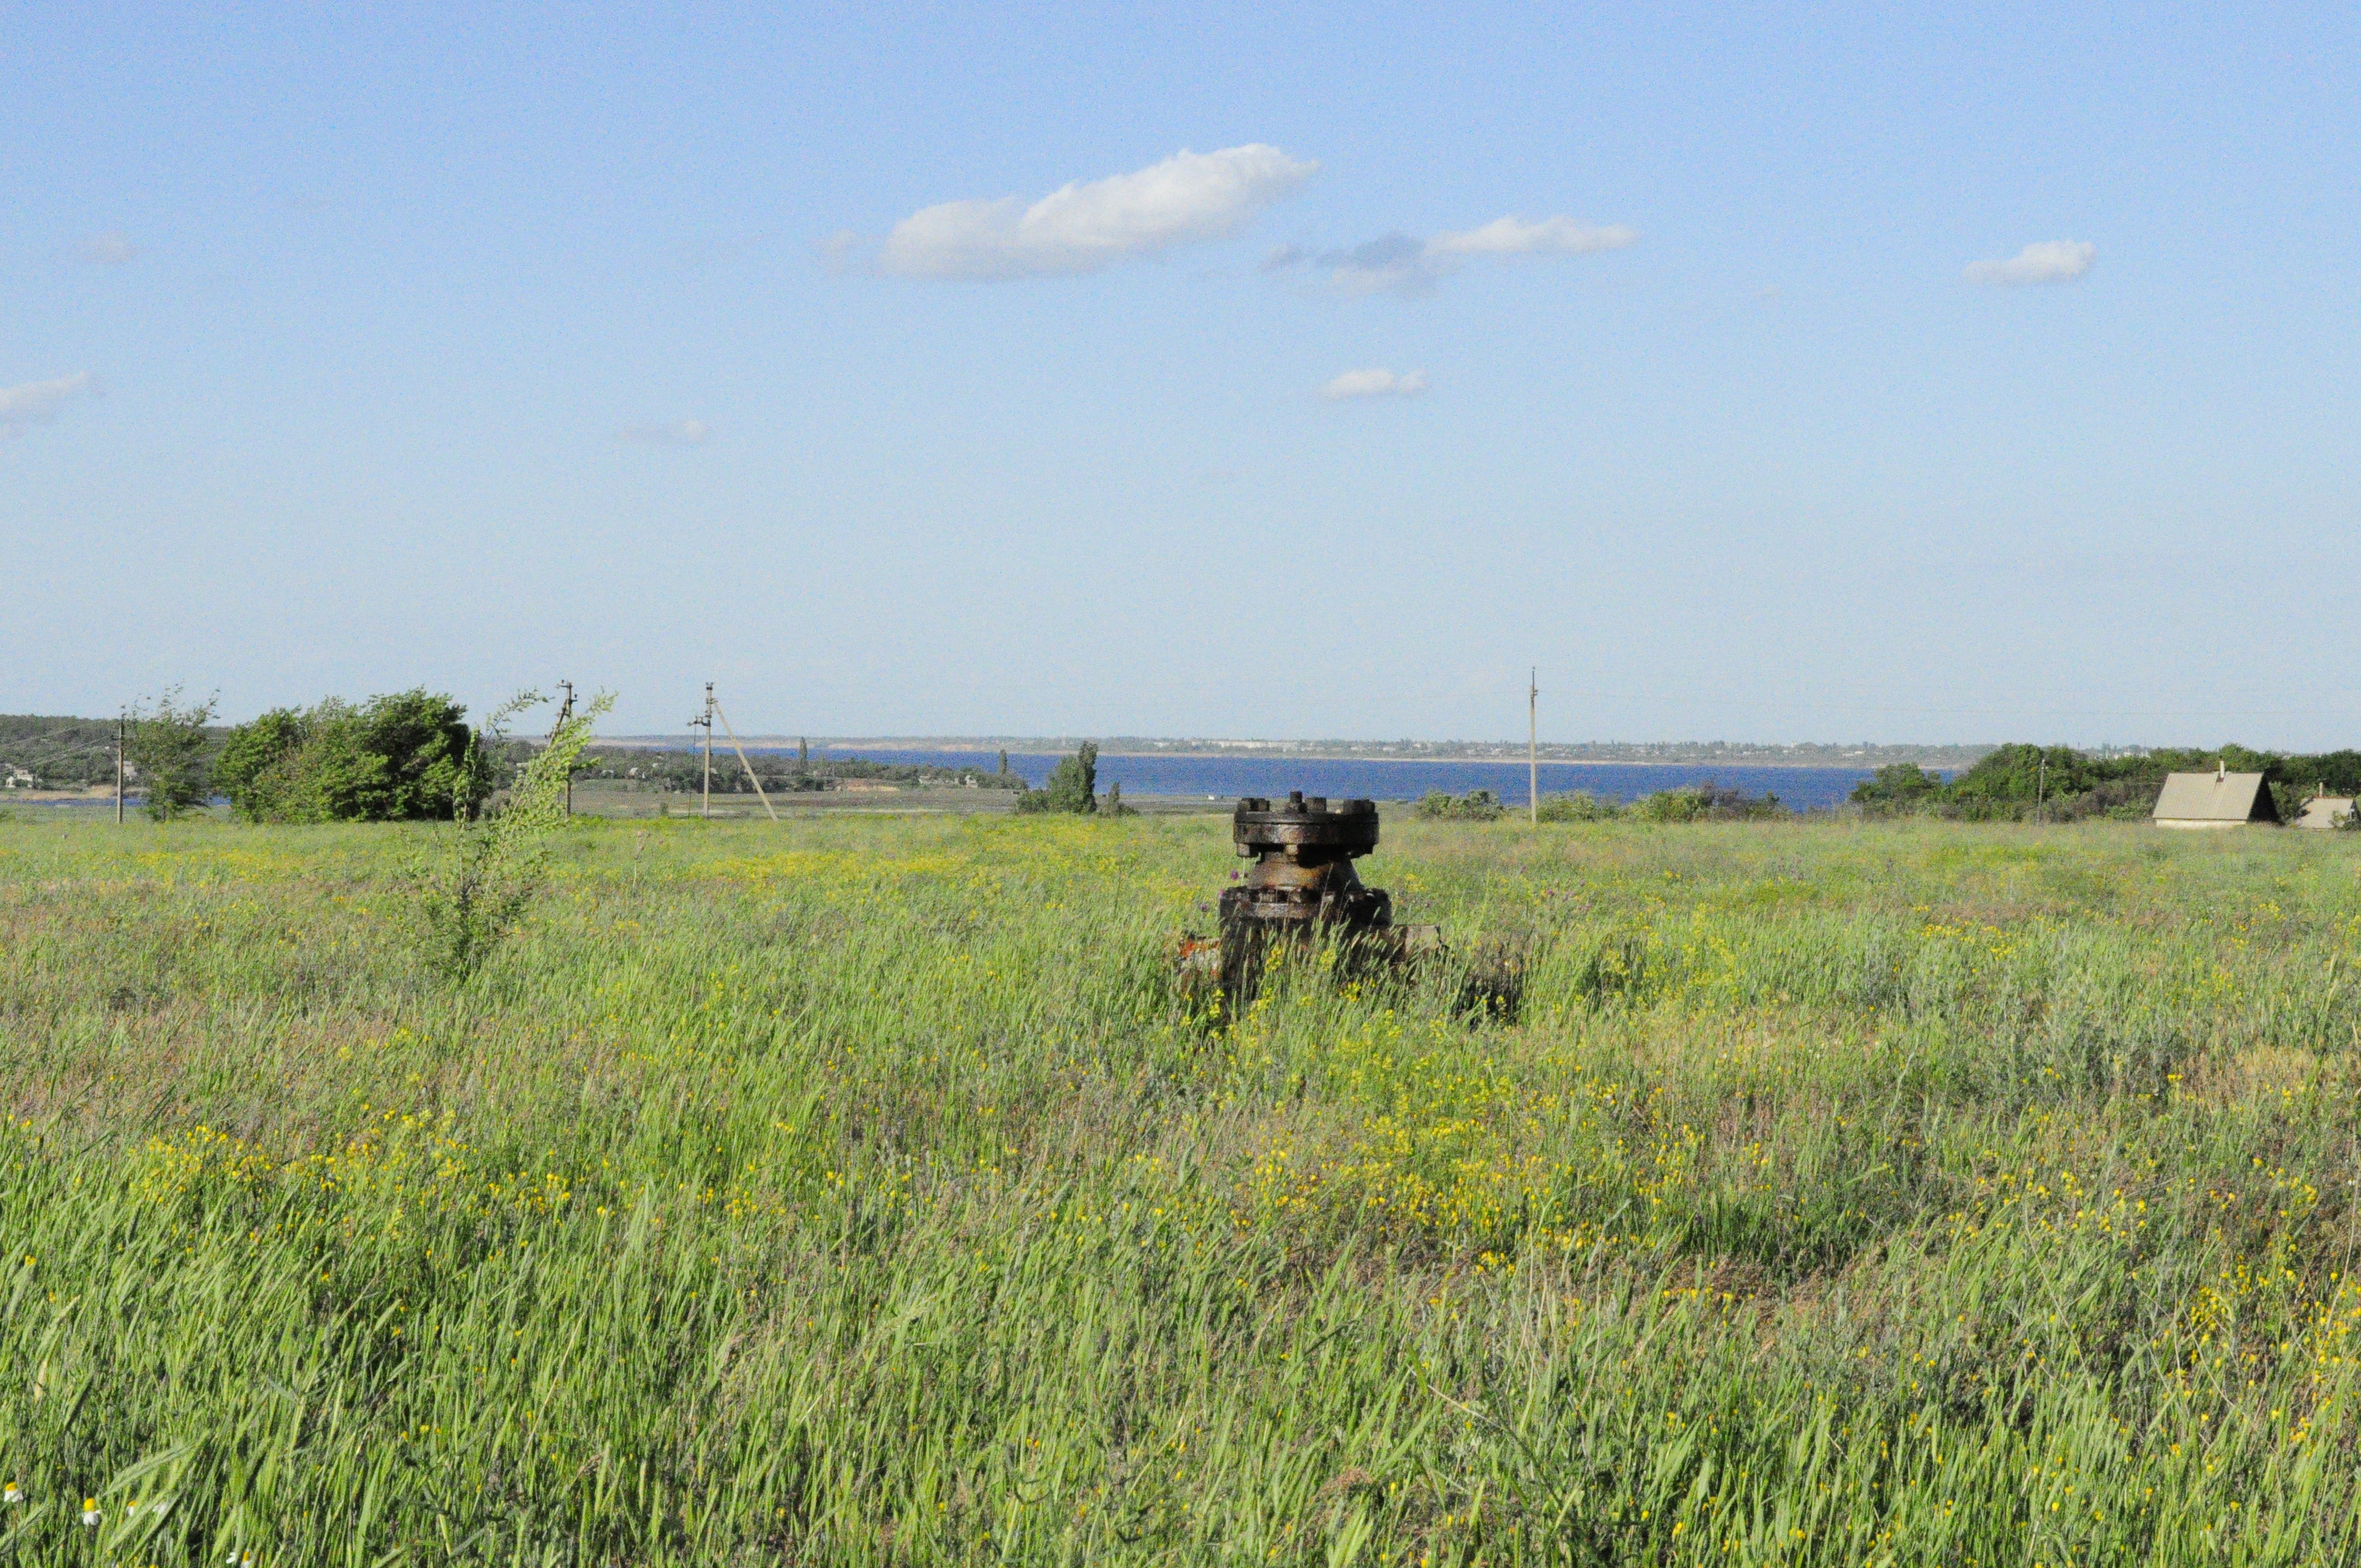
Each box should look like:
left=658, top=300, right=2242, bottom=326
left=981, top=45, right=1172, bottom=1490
left=3, top=812, right=2360, bottom=1565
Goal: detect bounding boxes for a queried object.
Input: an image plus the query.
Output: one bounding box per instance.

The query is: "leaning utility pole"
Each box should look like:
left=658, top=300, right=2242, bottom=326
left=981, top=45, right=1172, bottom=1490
left=709, top=690, right=780, bottom=822
left=552, top=680, right=577, bottom=818
left=1528, top=667, right=1539, bottom=827
left=116, top=707, right=126, bottom=825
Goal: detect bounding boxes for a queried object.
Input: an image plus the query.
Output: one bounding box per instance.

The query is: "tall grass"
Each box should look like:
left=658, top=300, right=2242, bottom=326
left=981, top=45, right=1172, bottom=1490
left=2, top=813, right=2359, bottom=1563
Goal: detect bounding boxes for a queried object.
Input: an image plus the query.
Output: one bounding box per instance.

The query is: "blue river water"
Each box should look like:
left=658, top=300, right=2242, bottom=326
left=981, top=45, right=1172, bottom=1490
left=14, top=760, right=1887, bottom=814
left=809, top=748, right=1883, bottom=812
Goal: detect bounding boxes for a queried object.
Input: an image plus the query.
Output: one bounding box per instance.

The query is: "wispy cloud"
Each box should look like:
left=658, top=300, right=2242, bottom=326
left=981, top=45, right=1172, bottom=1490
left=870, top=145, right=1316, bottom=280
left=1964, top=240, right=2095, bottom=286
left=1426, top=216, right=1637, bottom=257
left=615, top=418, right=710, bottom=447
left=1321, top=368, right=1429, bottom=401
left=1312, top=214, right=1637, bottom=298
left=1259, top=243, right=1307, bottom=273
left=0, top=372, right=97, bottom=437
left=1320, top=233, right=1439, bottom=297
left=814, top=229, right=863, bottom=273
left=77, top=232, right=139, bottom=265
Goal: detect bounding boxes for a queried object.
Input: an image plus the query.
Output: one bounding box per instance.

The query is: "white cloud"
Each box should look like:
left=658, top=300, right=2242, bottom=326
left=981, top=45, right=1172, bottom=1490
left=616, top=418, right=710, bottom=447
left=1426, top=216, right=1637, bottom=257
left=1321, top=368, right=1429, bottom=401
left=1312, top=214, right=1638, bottom=297
left=1964, top=240, right=2096, bottom=286
left=0, top=372, right=96, bottom=437
left=77, top=232, right=139, bottom=265
left=875, top=145, right=1316, bottom=280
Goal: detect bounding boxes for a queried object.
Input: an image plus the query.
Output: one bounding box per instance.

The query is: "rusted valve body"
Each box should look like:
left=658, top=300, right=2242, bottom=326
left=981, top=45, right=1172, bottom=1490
left=1214, top=792, right=1405, bottom=1000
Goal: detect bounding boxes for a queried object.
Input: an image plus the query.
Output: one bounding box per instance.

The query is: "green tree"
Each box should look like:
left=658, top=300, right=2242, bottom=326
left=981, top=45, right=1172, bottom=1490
left=1015, top=742, right=1097, bottom=814
left=127, top=687, right=217, bottom=819
left=214, top=690, right=481, bottom=823
left=213, top=706, right=310, bottom=821
left=347, top=689, right=475, bottom=819
left=1850, top=763, right=1941, bottom=813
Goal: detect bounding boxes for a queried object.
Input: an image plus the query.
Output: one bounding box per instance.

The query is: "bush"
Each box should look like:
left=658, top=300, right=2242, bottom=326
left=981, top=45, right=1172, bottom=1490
left=1415, top=789, right=1505, bottom=821
left=1015, top=742, right=1098, bottom=814
left=217, top=690, right=480, bottom=823
left=1851, top=763, right=1941, bottom=814
left=1631, top=782, right=1786, bottom=823
left=127, top=687, right=218, bottom=819
left=1535, top=790, right=1619, bottom=823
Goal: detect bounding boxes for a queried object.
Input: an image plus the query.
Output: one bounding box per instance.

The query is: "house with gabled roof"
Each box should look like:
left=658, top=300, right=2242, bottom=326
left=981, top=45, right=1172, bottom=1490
left=2294, top=792, right=2355, bottom=831
left=2152, top=762, right=2280, bottom=829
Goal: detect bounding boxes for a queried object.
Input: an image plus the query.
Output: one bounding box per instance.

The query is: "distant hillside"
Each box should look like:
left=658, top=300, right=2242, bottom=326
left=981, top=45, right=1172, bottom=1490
left=0, top=714, right=128, bottom=788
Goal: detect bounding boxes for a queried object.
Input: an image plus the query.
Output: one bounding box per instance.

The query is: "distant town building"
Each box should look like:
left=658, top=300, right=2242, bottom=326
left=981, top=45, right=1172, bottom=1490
left=2294, top=794, right=2355, bottom=831
left=2152, top=764, right=2281, bottom=829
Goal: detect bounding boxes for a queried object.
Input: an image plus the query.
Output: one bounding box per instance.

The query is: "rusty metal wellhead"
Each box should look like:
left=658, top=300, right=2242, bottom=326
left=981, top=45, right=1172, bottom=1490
left=1192, top=791, right=1437, bottom=1005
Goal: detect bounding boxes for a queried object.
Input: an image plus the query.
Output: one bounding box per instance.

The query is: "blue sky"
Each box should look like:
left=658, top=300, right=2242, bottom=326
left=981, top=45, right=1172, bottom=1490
left=6, top=4, right=2355, bottom=745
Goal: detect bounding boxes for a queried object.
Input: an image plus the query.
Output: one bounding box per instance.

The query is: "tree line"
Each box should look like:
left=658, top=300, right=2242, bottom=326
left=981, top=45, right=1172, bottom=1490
left=26, top=693, right=1118, bottom=821
left=1417, top=783, right=1787, bottom=823
left=1851, top=743, right=2361, bottom=821
left=100, top=689, right=493, bottom=822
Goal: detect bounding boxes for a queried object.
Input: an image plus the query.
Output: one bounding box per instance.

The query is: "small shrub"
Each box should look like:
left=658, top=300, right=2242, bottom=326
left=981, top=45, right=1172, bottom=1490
left=1631, top=782, right=1786, bottom=823
left=1535, top=790, right=1619, bottom=823
left=1415, top=789, right=1504, bottom=821
left=410, top=690, right=611, bottom=980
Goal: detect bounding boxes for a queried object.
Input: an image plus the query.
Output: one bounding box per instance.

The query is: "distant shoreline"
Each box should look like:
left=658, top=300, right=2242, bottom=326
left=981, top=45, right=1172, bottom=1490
left=597, top=736, right=1991, bottom=770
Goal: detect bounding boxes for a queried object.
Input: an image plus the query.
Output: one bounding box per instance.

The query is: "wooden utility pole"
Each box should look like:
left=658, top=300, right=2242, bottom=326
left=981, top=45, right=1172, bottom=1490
left=116, top=707, right=126, bottom=825
left=553, top=680, right=576, bottom=818
left=1528, top=667, right=1539, bottom=827
left=688, top=686, right=715, bottom=818
left=710, top=692, right=780, bottom=822
left=2034, top=753, right=2047, bottom=824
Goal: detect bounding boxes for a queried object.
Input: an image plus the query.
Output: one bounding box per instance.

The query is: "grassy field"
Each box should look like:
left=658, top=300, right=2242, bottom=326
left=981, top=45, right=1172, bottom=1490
left=3, top=812, right=2360, bottom=1565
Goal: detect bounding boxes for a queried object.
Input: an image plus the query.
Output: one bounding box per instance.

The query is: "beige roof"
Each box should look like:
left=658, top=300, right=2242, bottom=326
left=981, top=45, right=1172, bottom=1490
left=2153, top=771, right=2278, bottom=824
left=2296, top=797, right=2355, bottom=830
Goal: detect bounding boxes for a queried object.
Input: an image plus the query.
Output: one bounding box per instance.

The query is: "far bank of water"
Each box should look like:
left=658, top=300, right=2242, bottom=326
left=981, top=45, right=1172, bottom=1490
left=812, top=748, right=1892, bottom=813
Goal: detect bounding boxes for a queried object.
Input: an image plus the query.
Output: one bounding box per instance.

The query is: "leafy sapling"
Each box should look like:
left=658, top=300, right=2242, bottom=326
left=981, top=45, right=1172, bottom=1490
left=412, top=688, right=613, bottom=979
